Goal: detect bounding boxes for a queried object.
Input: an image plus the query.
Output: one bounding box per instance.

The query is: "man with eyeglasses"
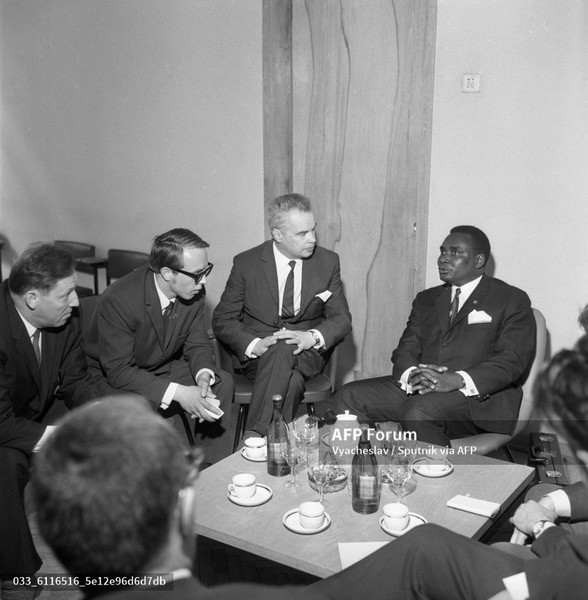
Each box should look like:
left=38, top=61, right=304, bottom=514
left=85, top=228, right=232, bottom=463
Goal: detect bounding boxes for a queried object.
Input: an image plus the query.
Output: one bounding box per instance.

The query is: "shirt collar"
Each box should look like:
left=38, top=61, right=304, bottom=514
left=453, top=274, right=483, bottom=299
left=272, top=242, right=301, bottom=270
left=153, top=273, right=174, bottom=311
left=15, top=307, right=38, bottom=337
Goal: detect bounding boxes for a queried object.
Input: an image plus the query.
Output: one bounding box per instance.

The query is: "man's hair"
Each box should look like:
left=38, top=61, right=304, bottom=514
left=535, top=333, right=588, bottom=463
left=31, top=397, right=188, bottom=577
left=8, top=243, right=75, bottom=296
left=450, top=225, right=491, bottom=264
left=267, top=193, right=312, bottom=231
left=149, top=228, right=209, bottom=272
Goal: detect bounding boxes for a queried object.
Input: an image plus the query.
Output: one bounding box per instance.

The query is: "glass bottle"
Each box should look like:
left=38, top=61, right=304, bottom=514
left=352, top=427, right=380, bottom=514
left=266, top=395, right=291, bottom=477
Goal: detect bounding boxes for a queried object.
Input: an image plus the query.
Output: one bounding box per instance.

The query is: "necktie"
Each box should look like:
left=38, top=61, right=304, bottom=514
left=449, top=288, right=461, bottom=325
left=162, top=301, right=174, bottom=337
left=32, top=329, right=41, bottom=365
left=281, top=261, right=296, bottom=319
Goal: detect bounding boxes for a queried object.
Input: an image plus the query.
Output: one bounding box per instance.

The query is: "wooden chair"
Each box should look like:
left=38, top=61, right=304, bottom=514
left=55, top=240, right=107, bottom=295
left=209, top=332, right=338, bottom=452
left=451, top=307, right=548, bottom=459
left=106, top=249, right=149, bottom=285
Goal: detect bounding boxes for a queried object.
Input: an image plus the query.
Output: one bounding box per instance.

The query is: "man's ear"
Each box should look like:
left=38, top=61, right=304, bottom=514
left=271, top=228, right=282, bottom=243
left=475, top=253, right=486, bottom=269
left=576, top=449, right=588, bottom=469
left=24, top=290, right=39, bottom=310
left=159, top=267, right=174, bottom=282
left=177, top=486, right=197, bottom=542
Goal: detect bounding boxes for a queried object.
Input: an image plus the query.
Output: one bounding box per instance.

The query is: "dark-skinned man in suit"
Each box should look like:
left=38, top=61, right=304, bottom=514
left=336, top=225, right=536, bottom=447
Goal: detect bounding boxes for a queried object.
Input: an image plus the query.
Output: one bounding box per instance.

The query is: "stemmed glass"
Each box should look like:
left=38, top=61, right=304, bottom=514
left=308, top=463, right=334, bottom=504
left=388, top=453, right=413, bottom=503
left=292, top=415, right=319, bottom=466
left=281, top=440, right=304, bottom=489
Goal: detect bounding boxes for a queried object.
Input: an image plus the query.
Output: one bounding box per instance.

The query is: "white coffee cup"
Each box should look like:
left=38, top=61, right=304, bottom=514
left=228, top=473, right=257, bottom=499
left=383, top=502, right=410, bottom=531
left=244, top=437, right=266, bottom=459
left=298, top=501, right=325, bottom=530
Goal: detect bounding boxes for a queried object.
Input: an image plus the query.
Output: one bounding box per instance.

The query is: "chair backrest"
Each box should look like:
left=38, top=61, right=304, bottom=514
left=513, top=307, right=548, bottom=437
left=107, top=249, right=149, bottom=280
left=55, top=240, right=95, bottom=259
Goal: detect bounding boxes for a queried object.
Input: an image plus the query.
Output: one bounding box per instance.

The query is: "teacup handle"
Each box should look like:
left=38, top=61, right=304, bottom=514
left=228, top=484, right=236, bottom=496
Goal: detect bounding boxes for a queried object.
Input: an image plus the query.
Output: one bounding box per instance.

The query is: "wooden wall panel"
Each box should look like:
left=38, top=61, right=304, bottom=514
left=265, top=0, right=436, bottom=382
left=263, top=0, right=293, bottom=208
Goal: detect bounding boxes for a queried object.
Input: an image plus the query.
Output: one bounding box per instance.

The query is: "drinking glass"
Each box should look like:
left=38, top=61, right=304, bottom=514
left=282, top=442, right=303, bottom=489
left=388, top=454, right=413, bottom=503
left=308, top=464, right=335, bottom=503
left=293, top=415, right=319, bottom=466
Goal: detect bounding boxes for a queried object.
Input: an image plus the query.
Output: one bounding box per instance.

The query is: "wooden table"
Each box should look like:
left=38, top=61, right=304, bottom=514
left=193, top=444, right=534, bottom=579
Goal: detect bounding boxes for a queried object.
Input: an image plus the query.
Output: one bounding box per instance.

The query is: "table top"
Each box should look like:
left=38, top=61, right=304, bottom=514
left=193, top=439, right=534, bottom=579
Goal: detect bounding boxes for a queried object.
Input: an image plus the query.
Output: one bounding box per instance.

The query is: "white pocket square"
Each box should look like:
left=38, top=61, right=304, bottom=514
left=316, top=290, right=333, bottom=302
left=468, top=309, right=492, bottom=324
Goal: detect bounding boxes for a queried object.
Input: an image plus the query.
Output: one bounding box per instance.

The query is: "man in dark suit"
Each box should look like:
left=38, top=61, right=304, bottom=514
left=0, top=243, right=102, bottom=596
left=85, top=228, right=232, bottom=463
left=336, top=225, right=536, bottom=447
left=212, top=194, right=351, bottom=439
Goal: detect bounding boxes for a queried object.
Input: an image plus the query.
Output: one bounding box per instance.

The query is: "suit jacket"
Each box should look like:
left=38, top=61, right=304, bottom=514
left=525, top=481, right=588, bottom=599
left=0, top=281, right=97, bottom=454
left=94, top=576, right=329, bottom=600
left=85, top=265, right=218, bottom=406
left=392, top=274, right=536, bottom=433
left=212, top=241, right=351, bottom=368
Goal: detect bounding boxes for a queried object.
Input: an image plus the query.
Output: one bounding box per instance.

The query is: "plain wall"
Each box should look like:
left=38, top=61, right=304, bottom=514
left=428, top=0, right=588, bottom=355
left=0, top=0, right=264, bottom=308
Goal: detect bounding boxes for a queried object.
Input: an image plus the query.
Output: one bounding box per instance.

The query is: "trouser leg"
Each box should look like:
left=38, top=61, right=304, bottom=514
left=0, top=448, right=41, bottom=578
left=312, top=524, right=524, bottom=600
left=243, top=341, right=321, bottom=436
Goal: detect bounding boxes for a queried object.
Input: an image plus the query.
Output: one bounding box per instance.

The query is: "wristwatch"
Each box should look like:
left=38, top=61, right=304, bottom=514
left=531, top=520, right=551, bottom=539
left=309, top=329, right=322, bottom=349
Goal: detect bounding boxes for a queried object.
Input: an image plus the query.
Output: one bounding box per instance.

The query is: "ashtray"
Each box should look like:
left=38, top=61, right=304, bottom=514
left=307, top=465, right=348, bottom=493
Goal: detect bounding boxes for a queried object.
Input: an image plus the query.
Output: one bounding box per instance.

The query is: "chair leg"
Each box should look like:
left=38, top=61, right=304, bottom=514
left=503, top=444, right=515, bottom=463
left=180, top=412, right=196, bottom=448
left=306, top=403, right=315, bottom=417
left=233, top=405, right=249, bottom=453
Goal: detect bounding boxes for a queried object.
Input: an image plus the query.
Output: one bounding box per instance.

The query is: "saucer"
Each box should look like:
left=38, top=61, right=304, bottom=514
left=240, top=447, right=267, bottom=462
left=412, top=457, right=454, bottom=478
left=227, top=483, right=273, bottom=507
left=282, top=508, right=331, bottom=534
left=379, top=513, right=427, bottom=537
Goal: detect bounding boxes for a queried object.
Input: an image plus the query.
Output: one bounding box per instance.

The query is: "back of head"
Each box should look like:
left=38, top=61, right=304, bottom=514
left=450, top=225, right=491, bottom=265
left=149, top=228, right=209, bottom=272
left=267, top=193, right=312, bottom=231
left=9, top=243, right=75, bottom=296
left=535, top=316, right=588, bottom=464
left=32, top=397, right=188, bottom=577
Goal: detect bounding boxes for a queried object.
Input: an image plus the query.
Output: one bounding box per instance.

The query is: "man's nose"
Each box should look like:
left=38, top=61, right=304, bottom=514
left=70, top=291, right=80, bottom=307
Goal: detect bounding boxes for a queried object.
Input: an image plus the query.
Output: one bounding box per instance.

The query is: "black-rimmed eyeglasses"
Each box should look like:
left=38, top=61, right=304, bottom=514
left=171, top=262, right=214, bottom=284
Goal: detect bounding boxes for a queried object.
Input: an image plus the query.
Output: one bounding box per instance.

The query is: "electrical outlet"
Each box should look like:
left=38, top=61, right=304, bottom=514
left=462, top=73, right=481, bottom=93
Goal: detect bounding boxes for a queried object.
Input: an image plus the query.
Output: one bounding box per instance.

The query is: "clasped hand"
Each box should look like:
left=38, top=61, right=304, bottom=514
left=273, top=330, right=315, bottom=355
left=175, top=374, right=221, bottom=422
left=509, top=497, right=557, bottom=543
left=409, top=364, right=463, bottom=394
